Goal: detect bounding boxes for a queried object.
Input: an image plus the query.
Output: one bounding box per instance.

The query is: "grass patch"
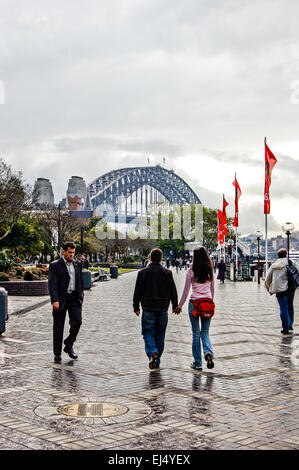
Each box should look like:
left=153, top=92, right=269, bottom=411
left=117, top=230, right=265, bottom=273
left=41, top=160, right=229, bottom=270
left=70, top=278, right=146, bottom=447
left=90, top=267, right=137, bottom=275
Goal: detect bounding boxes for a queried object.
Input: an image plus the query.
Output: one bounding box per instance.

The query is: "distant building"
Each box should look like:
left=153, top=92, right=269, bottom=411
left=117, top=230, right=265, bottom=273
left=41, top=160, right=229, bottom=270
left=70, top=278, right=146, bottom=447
left=33, top=178, right=54, bottom=208
left=67, top=176, right=87, bottom=210
left=271, top=235, right=287, bottom=250
left=59, top=197, right=67, bottom=209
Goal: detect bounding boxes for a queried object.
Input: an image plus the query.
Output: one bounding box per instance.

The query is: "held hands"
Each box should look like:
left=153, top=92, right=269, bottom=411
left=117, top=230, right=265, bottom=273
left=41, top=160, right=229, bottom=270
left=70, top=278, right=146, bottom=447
left=173, top=306, right=181, bottom=315
left=135, top=308, right=181, bottom=315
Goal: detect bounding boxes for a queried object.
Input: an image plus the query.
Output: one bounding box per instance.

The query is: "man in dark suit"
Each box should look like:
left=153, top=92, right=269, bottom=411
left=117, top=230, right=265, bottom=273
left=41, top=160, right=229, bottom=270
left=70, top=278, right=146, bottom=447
left=48, top=241, right=84, bottom=364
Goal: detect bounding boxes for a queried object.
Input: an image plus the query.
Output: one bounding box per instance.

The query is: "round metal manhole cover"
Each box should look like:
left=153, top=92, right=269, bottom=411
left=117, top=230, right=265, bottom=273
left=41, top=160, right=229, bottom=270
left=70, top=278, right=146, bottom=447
left=58, top=402, right=129, bottom=418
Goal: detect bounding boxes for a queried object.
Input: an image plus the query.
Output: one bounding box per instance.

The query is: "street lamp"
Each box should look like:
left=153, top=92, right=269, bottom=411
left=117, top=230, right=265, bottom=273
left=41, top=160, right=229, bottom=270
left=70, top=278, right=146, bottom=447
left=57, top=201, right=61, bottom=253
left=255, top=230, right=262, bottom=285
left=282, top=222, right=295, bottom=258
left=227, top=239, right=234, bottom=261
left=81, top=225, right=84, bottom=255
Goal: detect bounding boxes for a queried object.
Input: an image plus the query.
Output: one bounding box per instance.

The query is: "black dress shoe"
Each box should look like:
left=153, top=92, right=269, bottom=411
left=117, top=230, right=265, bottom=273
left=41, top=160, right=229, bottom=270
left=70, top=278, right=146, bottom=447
left=63, top=346, right=78, bottom=359
left=205, top=353, right=214, bottom=369
left=54, top=356, right=62, bottom=364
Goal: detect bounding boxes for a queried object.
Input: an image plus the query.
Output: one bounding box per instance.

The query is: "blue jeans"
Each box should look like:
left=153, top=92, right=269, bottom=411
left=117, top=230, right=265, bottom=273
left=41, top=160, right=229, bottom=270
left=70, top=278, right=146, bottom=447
left=277, top=289, right=295, bottom=330
left=188, top=301, right=214, bottom=367
left=141, top=311, right=168, bottom=366
left=287, top=289, right=295, bottom=327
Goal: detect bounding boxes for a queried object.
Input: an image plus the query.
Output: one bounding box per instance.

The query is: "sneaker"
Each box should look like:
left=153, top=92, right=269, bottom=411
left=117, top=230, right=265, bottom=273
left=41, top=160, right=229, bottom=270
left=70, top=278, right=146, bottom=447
left=281, top=330, right=291, bottom=335
left=149, top=352, right=159, bottom=369
left=205, top=353, right=214, bottom=369
left=190, top=363, right=202, bottom=371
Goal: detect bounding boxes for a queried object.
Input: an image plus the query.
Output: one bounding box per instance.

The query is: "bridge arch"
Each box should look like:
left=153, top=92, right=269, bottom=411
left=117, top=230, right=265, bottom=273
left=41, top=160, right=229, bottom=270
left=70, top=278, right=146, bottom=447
left=88, top=165, right=201, bottom=216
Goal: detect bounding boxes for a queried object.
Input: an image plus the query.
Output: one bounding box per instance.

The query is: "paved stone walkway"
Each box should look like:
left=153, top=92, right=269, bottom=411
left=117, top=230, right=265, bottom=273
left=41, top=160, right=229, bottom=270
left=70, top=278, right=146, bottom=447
left=0, top=269, right=299, bottom=450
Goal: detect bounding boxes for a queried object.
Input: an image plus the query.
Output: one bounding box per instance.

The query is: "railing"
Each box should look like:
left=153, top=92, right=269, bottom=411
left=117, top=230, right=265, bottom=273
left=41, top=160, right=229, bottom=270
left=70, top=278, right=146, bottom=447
left=225, top=261, right=252, bottom=281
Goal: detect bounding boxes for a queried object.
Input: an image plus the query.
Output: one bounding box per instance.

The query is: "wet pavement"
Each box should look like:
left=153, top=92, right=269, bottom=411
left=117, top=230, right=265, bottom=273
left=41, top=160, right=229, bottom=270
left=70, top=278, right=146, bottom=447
left=0, top=269, right=299, bottom=450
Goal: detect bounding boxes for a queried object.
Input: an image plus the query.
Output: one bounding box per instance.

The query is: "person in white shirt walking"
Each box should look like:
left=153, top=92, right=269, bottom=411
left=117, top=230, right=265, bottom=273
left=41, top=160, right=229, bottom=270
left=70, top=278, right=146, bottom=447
left=265, top=248, right=298, bottom=334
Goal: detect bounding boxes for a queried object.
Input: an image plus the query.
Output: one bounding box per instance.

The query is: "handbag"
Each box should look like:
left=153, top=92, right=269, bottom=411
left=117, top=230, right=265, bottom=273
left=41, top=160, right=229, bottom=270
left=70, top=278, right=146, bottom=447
left=287, top=259, right=299, bottom=290
left=191, top=298, right=215, bottom=318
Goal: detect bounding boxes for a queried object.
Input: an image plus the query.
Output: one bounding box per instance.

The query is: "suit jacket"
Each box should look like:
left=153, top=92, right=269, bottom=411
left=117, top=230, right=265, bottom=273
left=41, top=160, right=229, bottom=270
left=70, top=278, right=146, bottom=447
left=48, top=257, right=84, bottom=309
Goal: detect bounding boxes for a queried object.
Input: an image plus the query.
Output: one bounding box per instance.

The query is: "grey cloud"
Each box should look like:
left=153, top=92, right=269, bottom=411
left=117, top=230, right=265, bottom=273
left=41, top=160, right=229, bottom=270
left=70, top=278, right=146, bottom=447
left=1, top=0, right=299, bottom=234
left=54, top=136, right=182, bottom=157
left=237, top=202, right=282, bottom=237
left=197, top=148, right=261, bottom=166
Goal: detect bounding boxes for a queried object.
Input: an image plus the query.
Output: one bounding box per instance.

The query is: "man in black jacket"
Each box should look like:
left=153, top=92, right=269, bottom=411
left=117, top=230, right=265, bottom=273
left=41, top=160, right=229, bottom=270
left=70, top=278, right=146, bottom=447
left=80, top=254, right=90, bottom=270
left=48, top=241, right=84, bottom=363
left=133, top=248, right=178, bottom=369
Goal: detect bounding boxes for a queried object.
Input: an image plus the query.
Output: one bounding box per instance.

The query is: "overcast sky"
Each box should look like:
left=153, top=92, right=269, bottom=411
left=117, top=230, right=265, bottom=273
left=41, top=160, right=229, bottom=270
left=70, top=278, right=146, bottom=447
left=1, top=0, right=299, bottom=237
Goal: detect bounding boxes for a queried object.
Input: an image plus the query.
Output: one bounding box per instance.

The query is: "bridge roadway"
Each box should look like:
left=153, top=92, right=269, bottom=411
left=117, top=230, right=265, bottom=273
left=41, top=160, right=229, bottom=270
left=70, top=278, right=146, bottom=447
left=0, top=269, right=299, bottom=450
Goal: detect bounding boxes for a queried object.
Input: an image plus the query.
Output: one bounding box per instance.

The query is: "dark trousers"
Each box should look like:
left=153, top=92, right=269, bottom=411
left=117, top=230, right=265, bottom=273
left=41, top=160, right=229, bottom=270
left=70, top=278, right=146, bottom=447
left=53, top=293, right=82, bottom=357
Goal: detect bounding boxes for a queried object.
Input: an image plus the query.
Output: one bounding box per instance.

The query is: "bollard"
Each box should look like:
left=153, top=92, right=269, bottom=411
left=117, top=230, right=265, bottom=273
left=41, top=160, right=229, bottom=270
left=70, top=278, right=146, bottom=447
left=110, top=265, right=119, bottom=279
left=0, top=287, right=8, bottom=335
left=82, top=270, right=92, bottom=289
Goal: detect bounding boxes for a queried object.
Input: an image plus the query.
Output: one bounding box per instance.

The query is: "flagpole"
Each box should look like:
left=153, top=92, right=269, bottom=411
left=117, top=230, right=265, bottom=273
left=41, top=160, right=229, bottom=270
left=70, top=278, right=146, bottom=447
left=235, top=226, right=238, bottom=281
left=264, top=137, right=268, bottom=273
left=217, top=212, right=219, bottom=262
left=235, top=173, right=238, bottom=280
left=223, top=194, right=226, bottom=263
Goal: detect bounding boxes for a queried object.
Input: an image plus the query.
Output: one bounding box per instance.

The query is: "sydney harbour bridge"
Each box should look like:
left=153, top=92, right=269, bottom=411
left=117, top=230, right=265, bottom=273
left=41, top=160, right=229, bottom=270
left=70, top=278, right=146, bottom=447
left=87, top=165, right=201, bottom=221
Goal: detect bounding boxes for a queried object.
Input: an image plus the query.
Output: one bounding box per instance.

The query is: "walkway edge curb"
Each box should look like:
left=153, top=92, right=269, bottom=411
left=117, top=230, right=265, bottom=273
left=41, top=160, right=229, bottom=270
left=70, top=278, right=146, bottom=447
left=9, top=299, right=50, bottom=316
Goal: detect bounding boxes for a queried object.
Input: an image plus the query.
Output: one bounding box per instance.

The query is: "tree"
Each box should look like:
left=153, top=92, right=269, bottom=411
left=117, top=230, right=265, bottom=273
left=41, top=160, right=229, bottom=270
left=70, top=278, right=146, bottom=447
left=0, top=218, right=44, bottom=256
left=73, top=225, right=106, bottom=258
left=203, top=207, right=218, bottom=253
left=0, top=158, right=33, bottom=241
left=202, top=207, right=235, bottom=253
left=32, top=204, right=81, bottom=253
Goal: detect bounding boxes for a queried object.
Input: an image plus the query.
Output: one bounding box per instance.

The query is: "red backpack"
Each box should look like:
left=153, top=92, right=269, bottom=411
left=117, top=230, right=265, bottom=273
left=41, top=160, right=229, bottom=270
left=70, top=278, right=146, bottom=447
left=191, top=298, right=215, bottom=318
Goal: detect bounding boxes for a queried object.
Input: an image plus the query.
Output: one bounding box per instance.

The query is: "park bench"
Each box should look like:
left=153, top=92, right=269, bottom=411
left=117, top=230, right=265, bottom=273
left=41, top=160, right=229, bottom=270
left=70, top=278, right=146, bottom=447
left=98, top=268, right=108, bottom=281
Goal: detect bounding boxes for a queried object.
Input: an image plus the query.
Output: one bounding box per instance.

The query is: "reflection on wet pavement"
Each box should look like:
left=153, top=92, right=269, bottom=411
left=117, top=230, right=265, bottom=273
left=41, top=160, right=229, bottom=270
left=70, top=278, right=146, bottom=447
left=0, top=270, right=299, bottom=450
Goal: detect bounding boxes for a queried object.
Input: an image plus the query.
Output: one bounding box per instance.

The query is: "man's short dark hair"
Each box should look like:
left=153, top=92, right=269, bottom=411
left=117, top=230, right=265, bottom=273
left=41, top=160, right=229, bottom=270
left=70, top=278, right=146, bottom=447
left=62, top=241, right=76, bottom=251
left=278, top=248, right=287, bottom=258
left=150, top=248, right=163, bottom=263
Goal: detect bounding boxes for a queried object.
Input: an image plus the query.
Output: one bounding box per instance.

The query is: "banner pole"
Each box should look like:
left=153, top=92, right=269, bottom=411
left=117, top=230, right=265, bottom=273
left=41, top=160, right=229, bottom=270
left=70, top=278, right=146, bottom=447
left=223, top=193, right=226, bottom=263
left=265, top=214, right=268, bottom=273
left=235, top=227, right=238, bottom=281
left=235, top=173, right=237, bottom=280
left=217, top=212, right=219, bottom=262
left=264, top=137, right=268, bottom=274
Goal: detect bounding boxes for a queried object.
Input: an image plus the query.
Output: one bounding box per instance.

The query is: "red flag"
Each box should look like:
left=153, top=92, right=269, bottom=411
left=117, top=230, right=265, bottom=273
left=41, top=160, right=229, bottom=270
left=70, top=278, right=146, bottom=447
left=264, top=142, right=277, bottom=214
left=232, top=176, right=242, bottom=227
left=223, top=195, right=229, bottom=236
left=218, top=209, right=224, bottom=245
left=223, top=196, right=229, bottom=212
